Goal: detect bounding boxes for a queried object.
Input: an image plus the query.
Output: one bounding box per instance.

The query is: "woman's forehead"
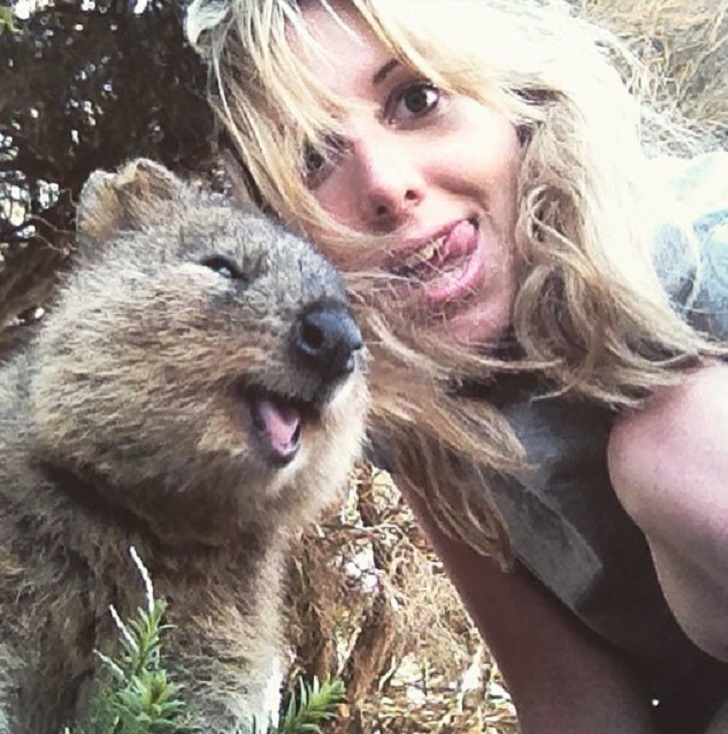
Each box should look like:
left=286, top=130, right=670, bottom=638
left=291, top=3, right=391, bottom=92
left=292, top=1, right=375, bottom=56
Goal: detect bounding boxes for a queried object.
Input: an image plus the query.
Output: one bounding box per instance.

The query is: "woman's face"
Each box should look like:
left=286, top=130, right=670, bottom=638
left=294, top=2, right=522, bottom=345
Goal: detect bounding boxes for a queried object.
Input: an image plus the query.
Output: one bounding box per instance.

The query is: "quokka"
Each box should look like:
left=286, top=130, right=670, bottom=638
left=0, top=159, right=368, bottom=734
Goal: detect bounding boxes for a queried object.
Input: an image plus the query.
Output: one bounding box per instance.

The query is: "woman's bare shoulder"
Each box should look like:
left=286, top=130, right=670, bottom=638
left=607, top=361, right=728, bottom=533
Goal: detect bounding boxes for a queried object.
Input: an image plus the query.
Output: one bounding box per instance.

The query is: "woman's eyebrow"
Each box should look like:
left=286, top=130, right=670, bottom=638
left=373, top=59, right=400, bottom=85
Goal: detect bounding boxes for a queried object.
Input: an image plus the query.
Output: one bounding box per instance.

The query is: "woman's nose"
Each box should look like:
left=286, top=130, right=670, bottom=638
left=350, top=133, right=424, bottom=232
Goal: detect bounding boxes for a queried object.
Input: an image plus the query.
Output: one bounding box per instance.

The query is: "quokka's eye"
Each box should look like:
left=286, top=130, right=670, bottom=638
left=200, top=256, right=247, bottom=281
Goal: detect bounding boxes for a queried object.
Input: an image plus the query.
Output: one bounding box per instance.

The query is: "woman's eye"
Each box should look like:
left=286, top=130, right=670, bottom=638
left=302, top=144, right=329, bottom=188
left=390, top=82, right=440, bottom=121
left=302, top=135, right=348, bottom=187
left=303, top=144, right=326, bottom=176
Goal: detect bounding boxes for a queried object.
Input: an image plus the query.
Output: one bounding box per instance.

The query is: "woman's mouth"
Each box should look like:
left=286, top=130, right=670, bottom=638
left=391, top=219, right=485, bottom=307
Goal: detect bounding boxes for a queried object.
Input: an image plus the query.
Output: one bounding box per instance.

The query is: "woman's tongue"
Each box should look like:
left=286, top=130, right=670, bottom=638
left=411, top=220, right=482, bottom=304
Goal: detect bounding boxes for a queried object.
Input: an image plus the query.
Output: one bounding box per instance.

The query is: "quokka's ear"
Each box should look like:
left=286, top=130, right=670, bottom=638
left=76, top=158, right=187, bottom=245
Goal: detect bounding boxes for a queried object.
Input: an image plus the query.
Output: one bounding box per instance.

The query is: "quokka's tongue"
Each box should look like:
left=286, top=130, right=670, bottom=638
left=251, top=399, right=301, bottom=460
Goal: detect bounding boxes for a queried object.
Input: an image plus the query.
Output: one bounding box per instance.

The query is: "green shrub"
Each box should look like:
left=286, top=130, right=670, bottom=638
left=64, top=547, right=345, bottom=734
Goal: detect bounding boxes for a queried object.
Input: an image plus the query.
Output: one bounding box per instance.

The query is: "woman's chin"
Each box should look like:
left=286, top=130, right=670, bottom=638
left=444, top=298, right=513, bottom=349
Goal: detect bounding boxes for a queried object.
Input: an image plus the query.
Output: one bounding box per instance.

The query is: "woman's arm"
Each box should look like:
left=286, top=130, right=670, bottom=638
left=398, top=478, right=658, bottom=734
left=608, top=362, right=728, bottom=662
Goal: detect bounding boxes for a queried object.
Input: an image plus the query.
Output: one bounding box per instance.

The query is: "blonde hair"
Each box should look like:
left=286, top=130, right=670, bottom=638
left=186, top=0, right=722, bottom=563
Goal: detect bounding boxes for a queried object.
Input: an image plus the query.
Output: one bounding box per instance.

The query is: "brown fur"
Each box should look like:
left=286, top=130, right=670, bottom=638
left=0, top=159, right=368, bottom=734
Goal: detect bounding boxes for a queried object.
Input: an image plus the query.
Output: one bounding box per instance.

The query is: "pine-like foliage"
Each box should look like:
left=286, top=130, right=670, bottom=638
left=272, top=677, right=346, bottom=734
left=63, top=548, right=345, bottom=734
left=68, top=596, right=190, bottom=734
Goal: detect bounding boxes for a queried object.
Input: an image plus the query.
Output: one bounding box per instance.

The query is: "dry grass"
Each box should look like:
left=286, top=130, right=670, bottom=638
left=576, top=0, right=728, bottom=137
left=288, top=465, right=517, bottom=734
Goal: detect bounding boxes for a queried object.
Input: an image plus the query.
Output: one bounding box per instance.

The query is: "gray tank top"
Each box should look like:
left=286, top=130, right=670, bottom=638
left=484, top=152, right=728, bottom=689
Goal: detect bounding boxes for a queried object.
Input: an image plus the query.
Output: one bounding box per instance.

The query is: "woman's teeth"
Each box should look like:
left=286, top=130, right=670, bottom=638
left=388, top=219, right=483, bottom=306
left=398, top=235, right=446, bottom=274
left=438, top=253, right=469, bottom=275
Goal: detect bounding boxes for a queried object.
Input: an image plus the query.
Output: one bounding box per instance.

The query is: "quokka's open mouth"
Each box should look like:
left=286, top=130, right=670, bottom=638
left=240, top=386, right=321, bottom=467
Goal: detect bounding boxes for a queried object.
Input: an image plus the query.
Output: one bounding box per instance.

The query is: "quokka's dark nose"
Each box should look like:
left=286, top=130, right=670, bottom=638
left=293, top=303, right=363, bottom=381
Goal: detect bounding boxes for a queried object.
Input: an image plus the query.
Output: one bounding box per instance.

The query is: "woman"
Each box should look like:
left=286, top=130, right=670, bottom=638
left=184, top=1, right=728, bottom=731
